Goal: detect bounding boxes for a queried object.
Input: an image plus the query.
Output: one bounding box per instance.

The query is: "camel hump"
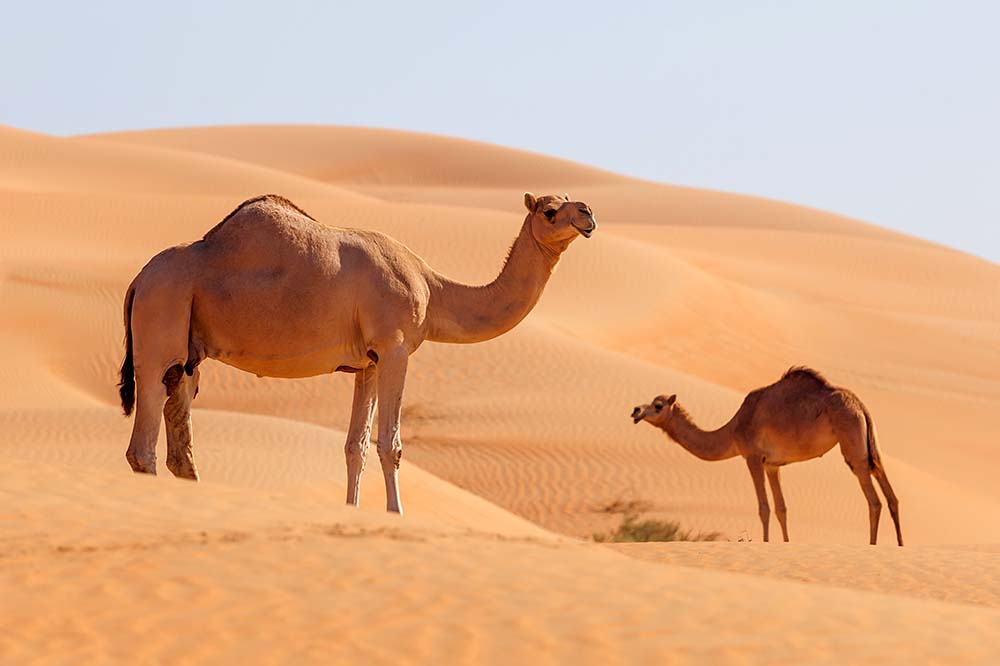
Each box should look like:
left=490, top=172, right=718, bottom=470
left=780, top=366, right=832, bottom=388
left=203, top=194, right=316, bottom=240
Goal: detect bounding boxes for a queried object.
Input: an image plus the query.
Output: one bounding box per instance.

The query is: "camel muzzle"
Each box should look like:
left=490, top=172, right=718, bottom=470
left=631, top=407, right=643, bottom=424
left=573, top=221, right=596, bottom=238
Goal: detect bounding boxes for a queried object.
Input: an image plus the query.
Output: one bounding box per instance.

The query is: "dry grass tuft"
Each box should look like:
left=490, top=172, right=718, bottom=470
left=593, top=504, right=721, bottom=543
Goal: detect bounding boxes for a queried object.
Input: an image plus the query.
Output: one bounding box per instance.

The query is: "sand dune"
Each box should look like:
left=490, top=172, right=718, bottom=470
left=3, top=123, right=1000, bottom=663
left=3, top=462, right=999, bottom=665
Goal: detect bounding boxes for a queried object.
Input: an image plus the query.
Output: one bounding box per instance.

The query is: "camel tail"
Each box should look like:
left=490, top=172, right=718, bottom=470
left=118, top=285, right=136, bottom=417
left=862, top=405, right=883, bottom=471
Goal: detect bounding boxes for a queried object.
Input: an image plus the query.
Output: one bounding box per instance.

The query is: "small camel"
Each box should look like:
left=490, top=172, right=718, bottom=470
left=118, top=192, right=596, bottom=513
left=631, top=368, right=902, bottom=545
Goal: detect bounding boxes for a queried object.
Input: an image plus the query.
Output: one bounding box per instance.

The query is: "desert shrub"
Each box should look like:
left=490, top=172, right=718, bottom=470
left=593, top=512, right=721, bottom=543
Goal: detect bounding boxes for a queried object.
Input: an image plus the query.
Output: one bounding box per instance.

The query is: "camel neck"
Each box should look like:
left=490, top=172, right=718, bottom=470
left=662, top=410, right=739, bottom=461
left=425, top=218, right=560, bottom=343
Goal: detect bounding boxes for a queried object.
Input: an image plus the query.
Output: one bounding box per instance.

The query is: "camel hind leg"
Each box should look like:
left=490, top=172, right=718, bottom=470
left=126, top=367, right=168, bottom=474
left=164, top=364, right=200, bottom=480
left=840, top=433, right=882, bottom=545
left=122, top=259, right=194, bottom=476
left=126, top=362, right=193, bottom=476
left=864, top=405, right=903, bottom=546
left=871, top=464, right=902, bottom=546
left=851, top=465, right=882, bottom=545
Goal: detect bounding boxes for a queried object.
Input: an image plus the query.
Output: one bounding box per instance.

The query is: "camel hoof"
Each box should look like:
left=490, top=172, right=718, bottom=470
left=125, top=450, right=156, bottom=475
left=166, top=458, right=199, bottom=481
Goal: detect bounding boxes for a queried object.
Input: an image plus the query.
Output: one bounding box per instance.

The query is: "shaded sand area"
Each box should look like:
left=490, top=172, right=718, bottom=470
left=2, top=124, right=1000, bottom=662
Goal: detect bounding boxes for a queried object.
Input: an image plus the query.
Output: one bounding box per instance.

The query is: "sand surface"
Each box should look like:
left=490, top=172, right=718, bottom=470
left=2, top=124, right=999, bottom=663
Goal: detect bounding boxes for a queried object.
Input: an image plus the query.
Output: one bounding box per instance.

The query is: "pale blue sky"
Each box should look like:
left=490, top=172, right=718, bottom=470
left=2, top=1, right=997, bottom=262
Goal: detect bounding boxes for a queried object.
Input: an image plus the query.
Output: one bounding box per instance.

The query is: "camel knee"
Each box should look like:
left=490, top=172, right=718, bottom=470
left=345, top=438, right=368, bottom=462
left=758, top=503, right=770, bottom=523
left=378, top=441, right=402, bottom=470
left=379, top=448, right=402, bottom=470
left=868, top=498, right=882, bottom=520
left=774, top=503, right=787, bottom=521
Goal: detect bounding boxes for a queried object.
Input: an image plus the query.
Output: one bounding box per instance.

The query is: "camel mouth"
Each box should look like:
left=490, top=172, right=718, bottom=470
left=632, top=415, right=643, bottom=424
left=573, top=222, right=596, bottom=238
left=631, top=408, right=643, bottom=424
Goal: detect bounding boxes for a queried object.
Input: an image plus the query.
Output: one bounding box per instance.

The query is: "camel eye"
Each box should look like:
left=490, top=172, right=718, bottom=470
left=544, top=208, right=557, bottom=220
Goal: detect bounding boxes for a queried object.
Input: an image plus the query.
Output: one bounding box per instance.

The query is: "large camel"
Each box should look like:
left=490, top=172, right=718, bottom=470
left=118, top=192, right=596, bottom=513
left=631, top=368, right=903, bottom=545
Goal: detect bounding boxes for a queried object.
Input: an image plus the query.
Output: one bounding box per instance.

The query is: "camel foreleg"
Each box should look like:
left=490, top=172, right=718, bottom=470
left=375, top=344, right=408, bottom=514
left=344, top=366, right=378, bottom=506
left=746, top=457, right=770, bottom=542
left=765, top=465, right=789, bottom=542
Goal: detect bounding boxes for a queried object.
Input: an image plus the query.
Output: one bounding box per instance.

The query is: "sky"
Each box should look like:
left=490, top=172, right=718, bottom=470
left=2, top=1, right=997, bottom=262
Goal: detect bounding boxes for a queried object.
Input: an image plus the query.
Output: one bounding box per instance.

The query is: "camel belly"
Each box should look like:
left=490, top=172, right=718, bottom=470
left=758, top=427, right=839, bottom=466
left=210, top=346, right=373, bottom=379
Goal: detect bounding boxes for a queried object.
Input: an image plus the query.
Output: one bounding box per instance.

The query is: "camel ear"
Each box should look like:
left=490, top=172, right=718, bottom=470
left=666, top=394, right=676, bottom=406
left=524, top=192, right=538, bottom=212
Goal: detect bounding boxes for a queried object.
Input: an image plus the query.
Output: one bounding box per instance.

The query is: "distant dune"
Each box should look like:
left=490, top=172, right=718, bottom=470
left=2, top=124, right=998, bottom=663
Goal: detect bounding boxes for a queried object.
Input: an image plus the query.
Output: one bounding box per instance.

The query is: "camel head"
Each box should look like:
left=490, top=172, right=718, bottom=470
left=523, top=192, right=597, bottom=249
left=631, top=394, right=677, bottom=425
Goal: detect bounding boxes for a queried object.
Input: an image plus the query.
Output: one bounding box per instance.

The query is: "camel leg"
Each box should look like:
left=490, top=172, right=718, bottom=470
left=345, top=366, right=378, bottom=507
left=765, top=465, right=789, bottom=542
left=164, top=365, right=200, bottom=481
left=872, top=465, right=903, bottom=546
left=125, top=368, right=167, bottom=475
left=746, top=457, right=770, bottom=542
left=851, top=465, right=882, bottom=545
left=375, top=345, right=408, bottom=514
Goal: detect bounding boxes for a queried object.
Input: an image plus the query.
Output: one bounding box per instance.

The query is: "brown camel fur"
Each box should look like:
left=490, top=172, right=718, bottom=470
left=631, top=368, right=903, bottom=545
left=118, top=192, right=596, bottom=513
